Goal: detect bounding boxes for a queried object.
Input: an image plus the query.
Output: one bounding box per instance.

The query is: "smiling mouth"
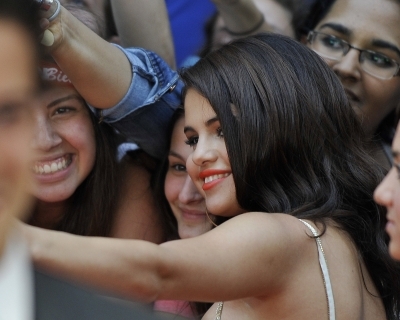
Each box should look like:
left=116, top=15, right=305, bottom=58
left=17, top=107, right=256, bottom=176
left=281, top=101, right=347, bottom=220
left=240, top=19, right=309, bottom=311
left=33, top=155, right=72, bottom=175
left=204, top=173, right=230, bottom=184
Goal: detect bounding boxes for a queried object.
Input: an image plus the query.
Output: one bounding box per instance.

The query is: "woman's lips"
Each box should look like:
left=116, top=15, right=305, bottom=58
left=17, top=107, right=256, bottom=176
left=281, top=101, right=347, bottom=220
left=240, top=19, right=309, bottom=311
left=181, top=210, right=206, bottom=221
left=33, top=154, right=72, bottom=175
left=199, top=169, right=231, bottom=191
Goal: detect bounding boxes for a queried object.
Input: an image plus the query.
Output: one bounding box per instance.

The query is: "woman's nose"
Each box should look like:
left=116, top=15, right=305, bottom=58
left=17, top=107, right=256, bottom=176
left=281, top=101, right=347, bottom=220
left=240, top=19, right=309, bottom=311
left=190, top=138, right=218, bottom=167
left=374, top=168, right=396, bottom=208
left=331, top=48, right=362, bottom=82
left=31, top=116, right=62, bottom=151
left=179, top=175, right=203, bottom=204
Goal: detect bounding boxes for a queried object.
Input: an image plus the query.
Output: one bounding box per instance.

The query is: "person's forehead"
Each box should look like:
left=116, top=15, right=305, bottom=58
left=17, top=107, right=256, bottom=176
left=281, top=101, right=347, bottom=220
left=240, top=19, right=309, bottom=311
left=318, top=0, right=400, bottom=42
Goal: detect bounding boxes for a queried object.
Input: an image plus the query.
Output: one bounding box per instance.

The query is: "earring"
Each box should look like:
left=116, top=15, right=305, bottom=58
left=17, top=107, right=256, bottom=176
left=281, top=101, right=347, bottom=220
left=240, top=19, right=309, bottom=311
left=206, top=209, right=218, bottom=228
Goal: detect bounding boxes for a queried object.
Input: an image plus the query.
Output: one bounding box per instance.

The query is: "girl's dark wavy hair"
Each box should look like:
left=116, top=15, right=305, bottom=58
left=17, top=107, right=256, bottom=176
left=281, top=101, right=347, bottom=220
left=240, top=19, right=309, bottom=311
left=180, top=33, right=400, bottom=319
left=55, top=108, right=121, bottom=236
left=298, top=0, right=399, bottom=144
left=152, top=108, right=212, bottom=318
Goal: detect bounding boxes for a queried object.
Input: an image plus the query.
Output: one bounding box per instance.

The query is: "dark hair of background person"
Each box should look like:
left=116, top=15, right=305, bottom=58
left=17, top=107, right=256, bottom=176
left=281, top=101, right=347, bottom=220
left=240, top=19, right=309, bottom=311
left=198, top=0, right=310, bottom=58
left=151, top=107, right=213, bottom=318
left=298, top=0, right=398, bottom=145
left=181, top=33, right=400, bottom=319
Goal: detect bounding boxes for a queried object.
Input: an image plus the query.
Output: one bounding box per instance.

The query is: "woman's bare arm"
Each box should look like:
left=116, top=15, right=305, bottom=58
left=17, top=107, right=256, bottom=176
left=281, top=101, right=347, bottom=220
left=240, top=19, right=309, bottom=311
left=110, top=0, right=176, bottom=69
left=41, top=6, right=132, bottom=109
left=25, top=213, right=308, bottom=302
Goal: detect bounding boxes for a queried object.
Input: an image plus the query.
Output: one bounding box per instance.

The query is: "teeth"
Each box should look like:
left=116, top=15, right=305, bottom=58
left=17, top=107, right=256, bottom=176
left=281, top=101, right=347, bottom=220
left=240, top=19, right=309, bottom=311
left=33, top=155, right=72, bottom=175
left=204, top=173, right=229, bottom=184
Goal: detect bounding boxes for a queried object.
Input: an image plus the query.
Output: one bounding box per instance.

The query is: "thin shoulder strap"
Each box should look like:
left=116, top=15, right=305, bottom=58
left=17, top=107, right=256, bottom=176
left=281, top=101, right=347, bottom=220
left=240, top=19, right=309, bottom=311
left=299, top=219, right=336, bottom=320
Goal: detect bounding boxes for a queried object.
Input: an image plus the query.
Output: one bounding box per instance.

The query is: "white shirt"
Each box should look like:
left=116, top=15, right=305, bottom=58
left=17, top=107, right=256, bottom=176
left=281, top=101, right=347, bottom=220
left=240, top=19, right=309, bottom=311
left=0, top=231, right=34, bottom=320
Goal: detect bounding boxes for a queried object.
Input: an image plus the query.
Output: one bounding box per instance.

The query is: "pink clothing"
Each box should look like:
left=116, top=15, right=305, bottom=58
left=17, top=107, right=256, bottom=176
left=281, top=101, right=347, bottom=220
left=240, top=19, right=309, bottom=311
left=153, top=300, right=194, bottom=319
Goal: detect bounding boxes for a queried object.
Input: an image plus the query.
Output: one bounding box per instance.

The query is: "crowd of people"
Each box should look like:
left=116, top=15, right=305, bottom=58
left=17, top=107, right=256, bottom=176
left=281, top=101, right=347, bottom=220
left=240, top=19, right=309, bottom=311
left=1, top=0, right=400, bottom=319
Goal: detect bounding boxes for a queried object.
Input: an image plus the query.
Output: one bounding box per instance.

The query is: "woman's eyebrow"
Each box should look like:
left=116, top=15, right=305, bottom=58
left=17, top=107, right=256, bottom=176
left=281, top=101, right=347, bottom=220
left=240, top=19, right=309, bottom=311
left=183, top=126, right=195, bottom=134
left=205, top=116, right=219, bottom=127
left=47, top=94, right=84, bottom=109
left=371, top=39, right=400, bottom=58
left=318, top=23, right=351, bottom=36
left=183, top=117, right=219, bottom=134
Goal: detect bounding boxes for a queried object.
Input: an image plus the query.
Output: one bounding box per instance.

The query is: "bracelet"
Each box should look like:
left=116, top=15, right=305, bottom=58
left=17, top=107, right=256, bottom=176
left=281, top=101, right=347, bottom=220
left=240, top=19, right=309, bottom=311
left=226, top=14, right=265, bottom=37
left=47, top=0, right=61, bottom=22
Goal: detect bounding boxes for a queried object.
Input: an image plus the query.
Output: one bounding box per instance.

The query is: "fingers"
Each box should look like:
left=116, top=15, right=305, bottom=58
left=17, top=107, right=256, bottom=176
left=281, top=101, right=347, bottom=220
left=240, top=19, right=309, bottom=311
left=41, top=29, right=55, bottom=47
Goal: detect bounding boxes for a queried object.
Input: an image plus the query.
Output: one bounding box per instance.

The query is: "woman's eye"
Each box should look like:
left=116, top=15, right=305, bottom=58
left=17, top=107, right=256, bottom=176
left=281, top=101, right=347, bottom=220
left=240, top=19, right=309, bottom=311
left=185, top=136, right=198, bottom=148
left=395, top=163, right=400, bottom=179
left=217, top=127, right=224, bottom=138
left=171, top=164, right=186, bottom=172
left=366, top=52, right=393, bottom=68
left=54, top=107, right=72, bottom=115
left=321, top=35, right=343, bottom=50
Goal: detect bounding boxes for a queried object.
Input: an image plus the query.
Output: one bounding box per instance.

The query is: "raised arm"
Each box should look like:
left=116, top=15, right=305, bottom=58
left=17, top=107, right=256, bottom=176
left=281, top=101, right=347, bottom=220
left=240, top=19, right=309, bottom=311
left=110, top=0, right=176, bottom=69
left=40, top=3, right=182, bottom=158
left=25, top=213, right=309, bottom=302
left=41, top=5, right=131, bottom=109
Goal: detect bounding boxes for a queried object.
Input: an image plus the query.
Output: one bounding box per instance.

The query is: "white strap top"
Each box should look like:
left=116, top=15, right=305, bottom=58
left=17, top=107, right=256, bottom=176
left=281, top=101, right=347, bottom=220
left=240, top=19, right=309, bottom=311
left=214, top=219, right=336, bottom=320
left=299, top=219, right=336, bottom=320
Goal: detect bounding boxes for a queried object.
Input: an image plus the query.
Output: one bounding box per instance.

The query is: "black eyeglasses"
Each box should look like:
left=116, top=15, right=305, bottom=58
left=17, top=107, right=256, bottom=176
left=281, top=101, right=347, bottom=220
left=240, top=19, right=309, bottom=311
left=307, top=31, right=400, bottom=80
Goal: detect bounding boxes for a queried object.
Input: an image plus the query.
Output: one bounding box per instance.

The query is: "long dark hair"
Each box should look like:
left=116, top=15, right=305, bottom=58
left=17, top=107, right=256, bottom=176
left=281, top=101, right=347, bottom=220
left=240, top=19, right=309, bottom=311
left=181, top=33, right=400, bottom=319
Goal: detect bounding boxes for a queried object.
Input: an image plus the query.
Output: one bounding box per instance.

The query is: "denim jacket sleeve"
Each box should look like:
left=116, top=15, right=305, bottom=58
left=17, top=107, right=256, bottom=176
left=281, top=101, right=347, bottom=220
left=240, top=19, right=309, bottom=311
left=90, top=44, right=183, bottom=159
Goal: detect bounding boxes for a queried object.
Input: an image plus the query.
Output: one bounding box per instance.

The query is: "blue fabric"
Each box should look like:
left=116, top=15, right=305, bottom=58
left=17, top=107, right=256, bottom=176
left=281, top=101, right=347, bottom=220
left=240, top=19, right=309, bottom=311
left=166, top=0, right=216, bottom=67
left=90, top=45, right=183, bottom=159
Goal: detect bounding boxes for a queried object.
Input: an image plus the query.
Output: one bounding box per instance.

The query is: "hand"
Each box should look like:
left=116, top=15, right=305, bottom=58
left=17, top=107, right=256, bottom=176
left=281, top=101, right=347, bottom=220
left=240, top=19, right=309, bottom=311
left=38, top=0, right=64, bottom=49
